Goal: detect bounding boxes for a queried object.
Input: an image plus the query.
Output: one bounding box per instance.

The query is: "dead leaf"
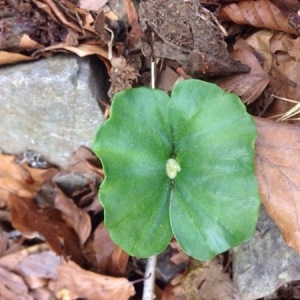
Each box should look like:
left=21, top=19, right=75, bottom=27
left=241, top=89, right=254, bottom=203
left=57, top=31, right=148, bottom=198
left=255, top=117, right=300, bottom=251
left=245, top=29, right=274, bottom=73
left=218, top=40, right=270, bottom=104
left=7, top=194, right=86, bottom=266
left=262, top=32, right=300, bottom=120
left=110, top=246, right=129, bottom=276
left=79, top=0, right=107, bottom=11
left=0, top=266, right=30, bottom=300
left=162, top=258, right=240, bottom=300
left=68, top=146, right=103, bottom=177
left=54, top=189, right=92, bottom=245
left=0, top=154, right=57, bottom=201
left=90, top=223, right=128, bottom=275
left=0, top=51, right=34, bottom=66
left=48, top=260, right=135, bottom=299
left=125, top=0, right=144, bottom=47
left=0, top=245, right=62, bottom=291
left=219, top=0, right=298, bottom=35
left=169, top=241, right=190, bottom=266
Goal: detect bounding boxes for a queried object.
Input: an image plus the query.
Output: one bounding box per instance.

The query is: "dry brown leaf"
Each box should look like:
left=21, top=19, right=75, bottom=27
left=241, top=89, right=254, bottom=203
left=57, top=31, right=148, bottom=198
left=91, top=223, right=129, bottom=275
left=79, top=0, right=107, bottom=11
left=7, top=194, right=86, bottom=266
left=68, top=146, right=103, bottom=177
left=0, top=154, right=57, bottom=201
left=0, top=244, right=63, bottom=298
left=255, top=117, right=300, bottom=251
left=125, top=0, right=144, bottom=46
left=49, top=260, right=135, bottom=299
left=162, top=259, right=240, bottom=300
left=33, top=43, right=111, bottom=60
left=262, top=32, right=300, bottom=120
left=0, top=266, right=30, bottom=300
left=219, top=0, right=298, bottom=35
left=245, top=29, right=274, bottom=73
left=218, top=41, right=270, bottom=104
left=19, top=34, right=43, bottom=50
left=169, top=240, right=190, bottom=266
left=110, top=246, right=129, bottom=276
left=54, top=189, right=92, bottom=245
left=0, top=245, right=62, bottom=290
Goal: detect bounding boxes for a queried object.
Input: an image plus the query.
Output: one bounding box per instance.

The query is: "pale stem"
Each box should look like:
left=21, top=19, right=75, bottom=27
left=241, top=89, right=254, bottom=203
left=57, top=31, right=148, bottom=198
left=142, top=255, right=157, bottom=300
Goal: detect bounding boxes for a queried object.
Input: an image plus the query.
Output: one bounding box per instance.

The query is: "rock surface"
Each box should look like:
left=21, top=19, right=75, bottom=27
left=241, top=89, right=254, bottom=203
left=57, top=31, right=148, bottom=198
left=0, top=54, right=107, bottom=166
left=233, top=206, right=300, bottom=299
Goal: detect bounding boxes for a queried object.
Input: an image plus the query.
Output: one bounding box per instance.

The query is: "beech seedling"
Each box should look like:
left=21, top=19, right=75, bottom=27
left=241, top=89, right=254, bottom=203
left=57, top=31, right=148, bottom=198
left=93, top=79, right=260, bottom=261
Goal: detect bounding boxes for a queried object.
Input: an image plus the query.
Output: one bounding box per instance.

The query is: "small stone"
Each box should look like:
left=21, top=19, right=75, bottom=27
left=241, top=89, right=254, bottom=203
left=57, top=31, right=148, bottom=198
left=0, top=54, right=108, bottom=166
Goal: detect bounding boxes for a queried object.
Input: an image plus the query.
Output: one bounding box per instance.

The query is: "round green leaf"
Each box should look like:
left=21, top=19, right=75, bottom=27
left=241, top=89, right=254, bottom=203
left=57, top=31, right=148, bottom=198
left=93, top=87, right=174, bottom=256
left=169, top=80, right=260, bottom=260
left=93, top=79, right=260, bottom=260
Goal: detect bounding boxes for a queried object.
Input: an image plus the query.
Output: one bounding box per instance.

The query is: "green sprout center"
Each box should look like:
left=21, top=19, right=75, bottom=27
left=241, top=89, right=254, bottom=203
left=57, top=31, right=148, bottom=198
left=166, top=158, right=181, bottom=179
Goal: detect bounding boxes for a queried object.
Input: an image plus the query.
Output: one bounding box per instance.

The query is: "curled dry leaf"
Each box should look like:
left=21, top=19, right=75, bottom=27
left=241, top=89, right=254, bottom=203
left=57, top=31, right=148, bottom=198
left=0, top=266, right=30, bottom=300
left=162, top=259, right=240, bottom=300
left=255, top=117, right=300, bottom=251
left=7, top=194, right=86, bottom=266
left=245, top=30, right=274, bottom=73
left=219, top=0, right=298, bottom=35
left=0, top=51, right=33, bottom=65
left=49, top=260, right=135, bottom=300
left=79, top=0, right=107, bottom=11
left=125, top=0, right=144, bottom=47
left=90, top=223, right=128, bottom=276
left=218, top=40, right=270, bottom=104
left=54, top=188, right=92, bottom=245
left=0, top=246, right=63, bottom=292
left=243, top=30, right=300, bottom=120
left=0, top=154, right=57, bottom=201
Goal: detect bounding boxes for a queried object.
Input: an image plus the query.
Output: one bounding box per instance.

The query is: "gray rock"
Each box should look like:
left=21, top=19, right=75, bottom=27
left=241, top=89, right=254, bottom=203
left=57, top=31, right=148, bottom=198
left=0, top=54, right=108, bottom=166
left=233, top=206, right=300, bottom=299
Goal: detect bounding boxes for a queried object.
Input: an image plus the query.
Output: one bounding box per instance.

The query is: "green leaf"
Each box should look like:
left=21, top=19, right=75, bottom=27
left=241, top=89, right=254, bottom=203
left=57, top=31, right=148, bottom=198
left=93, top=79, right=260, bottom=260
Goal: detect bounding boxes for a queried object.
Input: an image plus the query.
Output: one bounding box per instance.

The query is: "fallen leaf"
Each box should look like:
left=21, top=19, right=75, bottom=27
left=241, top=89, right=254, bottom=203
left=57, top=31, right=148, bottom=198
left=245, top=29, right=274, bottom=73
left=219, top=0, right=298, bottom=34
left=91, top=223, right=114, bottom=273
left=0, top=266, right=30, bottom=300
left=7, top=194, right=86, bottom=266
left=163, top=259, right=240, bottom=300
left=0, top=51, right=34, bottom=66
left=110, top=246, right=129, bottom=276
left=0, top=154, right=57, bottom=201
left=218, top=40, right=270, bottom=104
left=49, top=260, right=135, bottom=299
left=90, top=223, right=128, bottom=275
left=125, top=0, right=144, bottom=46
left=79, top=0, right=107, bottom=11
left=263, top=32, right=300, bottom=120
left=255, top=117, right=300, bottom=251
left=68, top=146, right=103, bottom=177
left=54, top=189, right=92, bottom=245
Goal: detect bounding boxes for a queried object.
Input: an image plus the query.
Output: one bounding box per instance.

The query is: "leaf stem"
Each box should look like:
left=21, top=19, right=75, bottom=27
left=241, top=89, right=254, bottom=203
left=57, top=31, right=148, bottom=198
left=142, top=255, right=157, bottom=300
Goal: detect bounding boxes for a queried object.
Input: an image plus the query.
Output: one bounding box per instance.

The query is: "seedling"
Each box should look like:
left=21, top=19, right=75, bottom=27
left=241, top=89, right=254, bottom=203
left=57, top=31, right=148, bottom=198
left=93, top=79, right=260, bottom=261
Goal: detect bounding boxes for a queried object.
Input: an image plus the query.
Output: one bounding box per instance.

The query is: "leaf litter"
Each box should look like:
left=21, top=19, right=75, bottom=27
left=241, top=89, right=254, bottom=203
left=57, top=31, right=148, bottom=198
left=1, top=0, right=300, bottom=298
left=0, top=148, right=135, bottom=299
